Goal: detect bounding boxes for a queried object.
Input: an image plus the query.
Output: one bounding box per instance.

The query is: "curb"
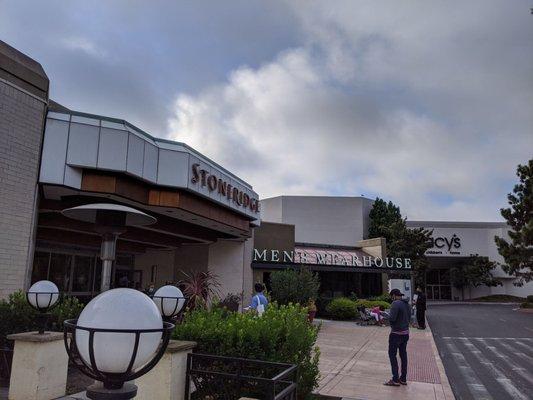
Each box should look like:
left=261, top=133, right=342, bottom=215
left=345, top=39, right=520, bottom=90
left=425, top=320, right=456, bottom=400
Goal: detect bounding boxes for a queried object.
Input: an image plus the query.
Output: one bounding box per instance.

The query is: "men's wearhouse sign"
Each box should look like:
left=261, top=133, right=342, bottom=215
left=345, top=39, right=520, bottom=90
left=253, top=249, right=412, bottom=269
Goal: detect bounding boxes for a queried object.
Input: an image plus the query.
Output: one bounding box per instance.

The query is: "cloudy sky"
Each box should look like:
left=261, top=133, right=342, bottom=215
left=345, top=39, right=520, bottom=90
left=2, top=1, right=532, bottom=221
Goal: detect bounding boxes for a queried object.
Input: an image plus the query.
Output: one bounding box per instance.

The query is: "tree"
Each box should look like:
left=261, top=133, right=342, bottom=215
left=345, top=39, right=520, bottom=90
left=270, top=268, right=320, bottom=305
left=495, top=159, right=533, bottom=286
left=450, top=255, right=501, bottom=300
left=368, top=198, right=403, bottom=239
left=368, top=198, right=433, bottom=287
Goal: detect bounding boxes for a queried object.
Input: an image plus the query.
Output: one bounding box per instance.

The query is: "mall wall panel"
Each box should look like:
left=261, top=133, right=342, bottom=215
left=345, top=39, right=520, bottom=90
left=66, top=123, right=99, bottom=167
left=126, top=134, right=145, bottom=176
left=98, top=127, right=128, bottom=170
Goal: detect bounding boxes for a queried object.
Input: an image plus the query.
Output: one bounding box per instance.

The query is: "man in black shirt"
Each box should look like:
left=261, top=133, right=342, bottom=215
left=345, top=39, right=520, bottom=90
left=414, top=287, right=427, bottom=330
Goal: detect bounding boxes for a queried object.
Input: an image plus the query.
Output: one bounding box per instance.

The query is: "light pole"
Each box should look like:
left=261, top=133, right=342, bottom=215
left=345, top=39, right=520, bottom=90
left=62, top=203, right=156, bottom=292
left=64, top=288, right=174, bottom=400
left=26, top=280, right=60, bottom=334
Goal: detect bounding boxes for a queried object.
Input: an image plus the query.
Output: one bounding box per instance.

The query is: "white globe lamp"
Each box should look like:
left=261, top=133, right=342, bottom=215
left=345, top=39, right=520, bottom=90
left=152, top=285, right=187, bottom=321
left=27, top=280, right=60, bottom=334
left=64, top=288, right=174, bottom=399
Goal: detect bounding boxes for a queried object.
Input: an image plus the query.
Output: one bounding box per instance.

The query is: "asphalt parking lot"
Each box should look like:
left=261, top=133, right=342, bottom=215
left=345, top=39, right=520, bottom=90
left=427, top=303, right=533, bottom=400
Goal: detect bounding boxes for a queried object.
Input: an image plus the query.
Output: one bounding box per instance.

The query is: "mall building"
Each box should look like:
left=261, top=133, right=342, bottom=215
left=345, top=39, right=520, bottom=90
left=0, top=40, right=257, bottom=303
left=1, top=41, right=530, bottom=304
left=255, top=196, right=532, bottom=301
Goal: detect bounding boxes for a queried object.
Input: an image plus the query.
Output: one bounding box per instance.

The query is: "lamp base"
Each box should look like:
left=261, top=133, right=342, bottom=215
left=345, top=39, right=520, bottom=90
left=35, top=312, right=50, bottom=335
left=86, top=382, right=137, bottom=400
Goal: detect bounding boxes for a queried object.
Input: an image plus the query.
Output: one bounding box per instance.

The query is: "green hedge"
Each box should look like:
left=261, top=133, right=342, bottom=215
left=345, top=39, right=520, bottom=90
left=325, top=297, right=357, bottom=320
left=521, top=302, right=533, bottom=309
left=368, top=294, right=392, bottom=303
left=0, top=290, right=83, bottom=348
left=173, top=303, right=320, bottom=399
left=354, top=299, right=391, bottom=310
left=527, top=295, right=533, bottom=303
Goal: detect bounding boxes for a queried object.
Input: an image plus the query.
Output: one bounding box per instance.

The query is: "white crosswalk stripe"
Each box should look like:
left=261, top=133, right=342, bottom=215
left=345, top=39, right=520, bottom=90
left=506, top=339, right=533, bottom=357
left=444, top=340, right=494, bottom=400
left=442, top=337, right=533, bottom=400
left=474, top=338, right=533, bottom=386
left=497, top=340, right=533, bottom=366
left=463, top=339, right=529, bottom=400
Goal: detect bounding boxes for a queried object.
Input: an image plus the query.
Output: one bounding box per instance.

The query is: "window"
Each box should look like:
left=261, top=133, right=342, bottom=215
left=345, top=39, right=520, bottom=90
left=49, top=253, right=72, bottom=292
left=31, top=252, right=50, bottom=283
left=31, top=248, right=134, bottom=298
left=72, top=255, right=94, bottom=292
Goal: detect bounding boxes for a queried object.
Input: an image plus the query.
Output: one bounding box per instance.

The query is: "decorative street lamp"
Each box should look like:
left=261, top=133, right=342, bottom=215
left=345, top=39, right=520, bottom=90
left=152, top=285, right=187, bottom=322
left=64, top=288, right=174, bottom=400
left=27, top=280, right=60, bottom=334
left=62, top=203, right=156, bottom=292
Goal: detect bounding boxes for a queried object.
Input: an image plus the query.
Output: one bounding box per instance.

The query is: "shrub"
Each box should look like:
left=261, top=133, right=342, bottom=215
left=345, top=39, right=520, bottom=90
left=348, top=292, right=358, bottom=302
left=173, top=303, right=320, bottom=399
left=215, top=292, right=242, bottom=312
left=527, top=295, right=533, bottom=303
left=0, top=290, right=83, bottom=348
left=326, top=297, right=357, bottom=320
left=179, top=271, right=221, bottom=310
left=354, top=299, right=391, bottom=310
left=315, top=297, right=332, bottom=317
left=521, top=302, right=533, bottom=309
left=270, top=268, right=320, bottom=305
left=368, top=294, right=392, bottom=303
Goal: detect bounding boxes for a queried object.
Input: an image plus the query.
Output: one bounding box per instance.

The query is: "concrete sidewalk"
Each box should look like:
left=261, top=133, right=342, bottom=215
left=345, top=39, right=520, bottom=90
left=315, top=319, right=455, bottom=400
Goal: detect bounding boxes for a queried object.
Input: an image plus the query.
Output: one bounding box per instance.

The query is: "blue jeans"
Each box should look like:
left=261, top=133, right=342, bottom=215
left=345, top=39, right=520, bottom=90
left=388, top=333, right=409, bottom=382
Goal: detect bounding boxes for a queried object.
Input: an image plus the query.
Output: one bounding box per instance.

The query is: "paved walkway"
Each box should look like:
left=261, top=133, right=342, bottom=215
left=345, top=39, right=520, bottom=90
left=315, top=319, right=455, bottom=400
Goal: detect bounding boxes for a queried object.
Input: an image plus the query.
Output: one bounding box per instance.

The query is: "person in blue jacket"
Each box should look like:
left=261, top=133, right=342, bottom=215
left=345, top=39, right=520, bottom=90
left=246, top=282, right=268, bottom=314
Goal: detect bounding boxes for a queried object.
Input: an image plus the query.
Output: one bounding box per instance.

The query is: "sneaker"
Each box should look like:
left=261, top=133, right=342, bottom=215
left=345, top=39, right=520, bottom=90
left=399, top=380, right=407, bottom=385
left=383, top=380, right=401, bottom=387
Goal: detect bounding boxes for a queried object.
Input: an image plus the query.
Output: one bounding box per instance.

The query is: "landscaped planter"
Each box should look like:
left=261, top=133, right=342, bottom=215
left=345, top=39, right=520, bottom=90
left=185, top=353, right=297, bottom=400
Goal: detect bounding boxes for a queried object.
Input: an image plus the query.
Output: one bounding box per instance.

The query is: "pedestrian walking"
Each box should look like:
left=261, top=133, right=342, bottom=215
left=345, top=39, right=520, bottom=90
left=414, top=287, right=427, bottom=329
left=384, top=288, right=411, bottom=387
left=244, top=282, right=269, bottom=316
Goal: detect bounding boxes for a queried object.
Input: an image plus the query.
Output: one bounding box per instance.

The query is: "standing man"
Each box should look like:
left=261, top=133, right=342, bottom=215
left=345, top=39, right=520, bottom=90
left=384, top=288, right=411, bottom=387
left=414, top=287, right=427, bottom=329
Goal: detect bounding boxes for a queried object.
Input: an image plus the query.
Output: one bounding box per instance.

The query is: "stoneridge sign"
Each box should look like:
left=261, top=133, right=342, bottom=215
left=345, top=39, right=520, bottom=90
left=191, top=163, right=260, bottom=213
left=253, top=248, right=412, bottom=270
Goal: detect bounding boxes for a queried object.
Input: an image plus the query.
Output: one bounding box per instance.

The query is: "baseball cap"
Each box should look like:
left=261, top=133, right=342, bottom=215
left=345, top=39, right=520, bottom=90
left=389, top=288, right=404, bottom=297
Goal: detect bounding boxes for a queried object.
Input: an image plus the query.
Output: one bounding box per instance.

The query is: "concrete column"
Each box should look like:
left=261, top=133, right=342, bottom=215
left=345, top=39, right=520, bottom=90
left=7, top=331, right=68, bottom=400
left=135, top=340, right=196, bottom=400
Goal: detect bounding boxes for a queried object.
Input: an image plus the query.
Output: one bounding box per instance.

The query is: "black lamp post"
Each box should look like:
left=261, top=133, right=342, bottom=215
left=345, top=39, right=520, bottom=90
left=63, top=288, right=174, bottom=400
left=26, top=280, right=60, bottom=334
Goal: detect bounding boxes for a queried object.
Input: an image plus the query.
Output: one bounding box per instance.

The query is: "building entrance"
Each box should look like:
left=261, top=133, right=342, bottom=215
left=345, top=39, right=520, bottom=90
left=317, top=271, right=383, bottom=299
left=426, top=268, right=452, bottom=300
